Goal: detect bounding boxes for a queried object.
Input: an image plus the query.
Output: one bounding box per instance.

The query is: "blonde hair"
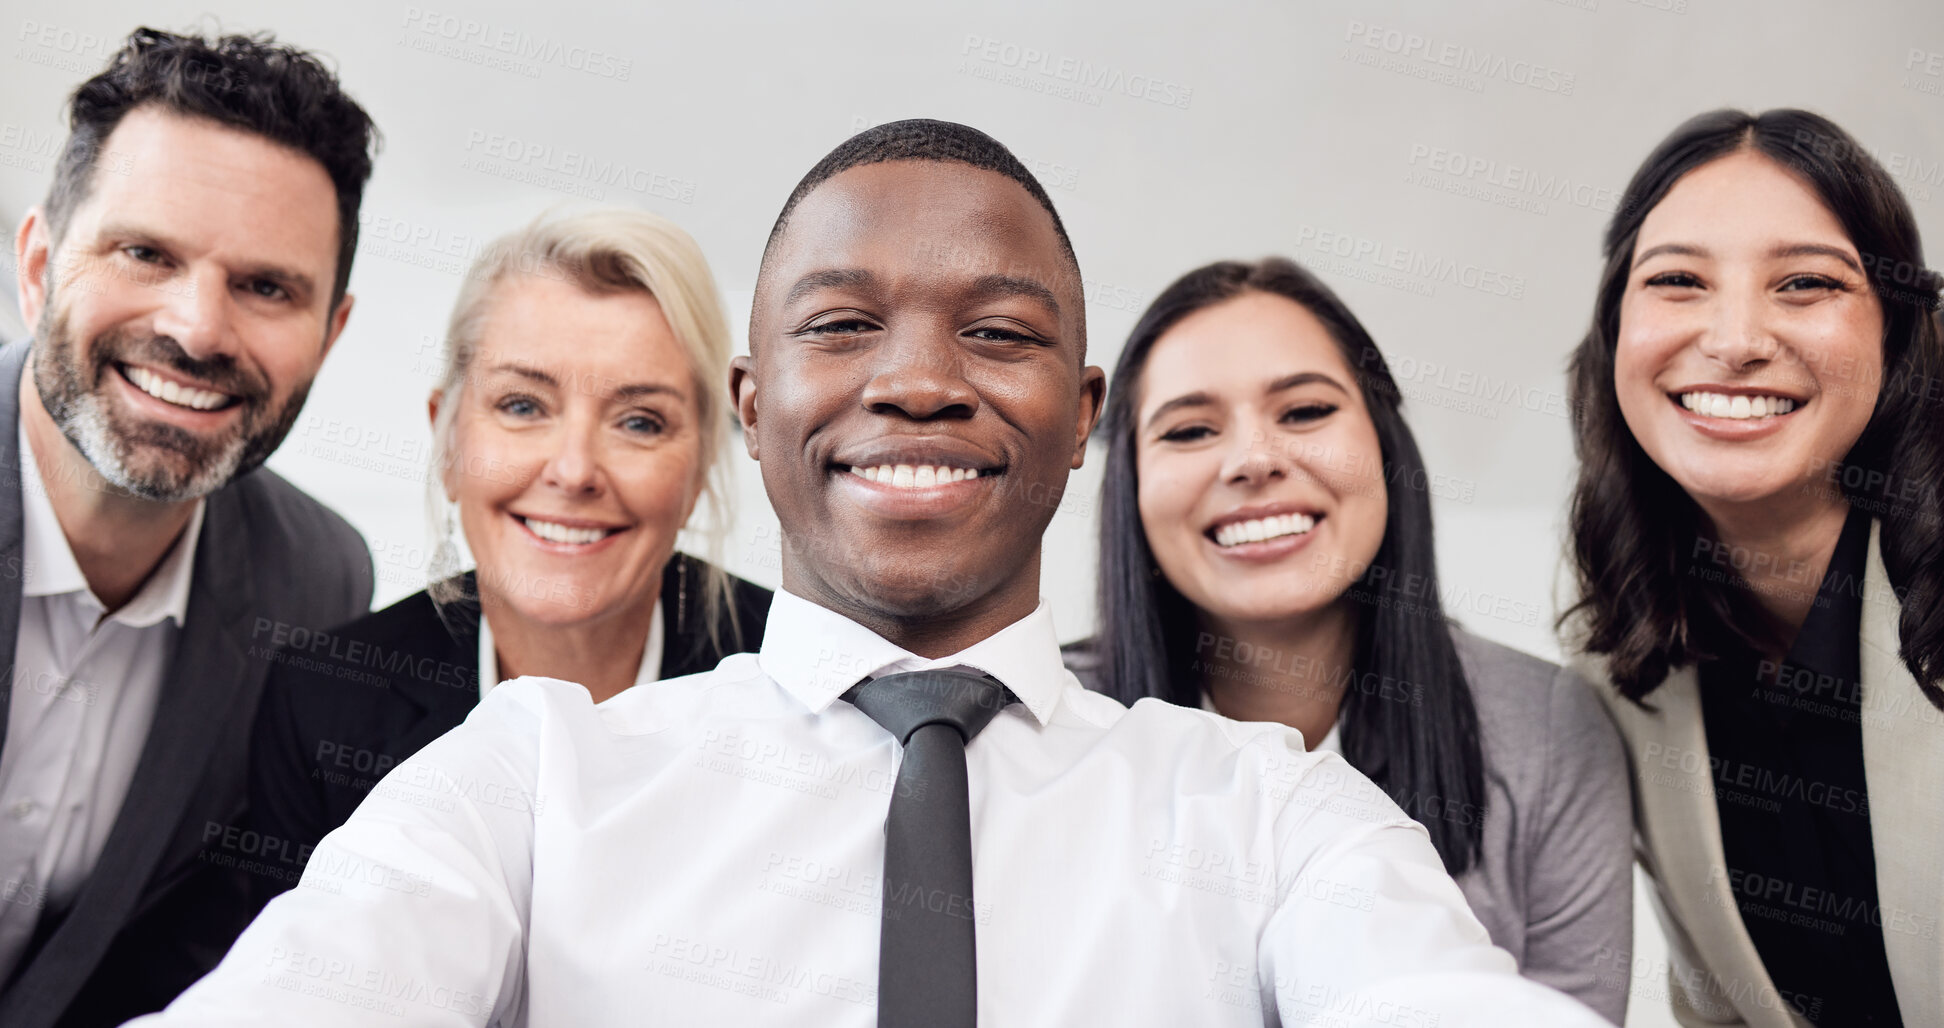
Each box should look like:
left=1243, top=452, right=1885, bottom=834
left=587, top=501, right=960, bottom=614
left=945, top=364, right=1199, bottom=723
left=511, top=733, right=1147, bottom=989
left=426, top=207, right=739, bottom=650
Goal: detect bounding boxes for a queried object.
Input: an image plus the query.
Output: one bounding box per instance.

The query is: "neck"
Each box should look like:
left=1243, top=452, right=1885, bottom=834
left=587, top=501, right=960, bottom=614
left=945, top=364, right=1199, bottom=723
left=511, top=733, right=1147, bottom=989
left=484, top=592, right=657, bottom=704
left=789, top=555, right=1042, bottom=660
left=19, top=370, right=198, bottom=612
left=1694, top=490, right=1851, bottom=654
left=1199, top=602, right=1357, bottom=751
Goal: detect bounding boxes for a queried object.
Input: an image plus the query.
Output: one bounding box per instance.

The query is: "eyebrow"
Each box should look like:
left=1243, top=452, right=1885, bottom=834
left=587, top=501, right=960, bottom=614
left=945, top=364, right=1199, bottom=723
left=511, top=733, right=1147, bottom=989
left=96, top=220, right=319, bottom=301
left=1143, top=371, right=1349, bottom=431
left=967, top=274, right=1061, bottom=318
left=491, top=362, right=685, bottom=402
left=783, top=268, right=878, bottom=307
left=1632, top=241, right=1863, bottom=275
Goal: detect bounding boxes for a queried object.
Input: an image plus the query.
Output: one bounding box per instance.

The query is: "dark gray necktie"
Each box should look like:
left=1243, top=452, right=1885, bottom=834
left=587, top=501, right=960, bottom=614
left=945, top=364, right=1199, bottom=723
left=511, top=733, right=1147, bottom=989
left=848, top=667, right=1012, bottom=1028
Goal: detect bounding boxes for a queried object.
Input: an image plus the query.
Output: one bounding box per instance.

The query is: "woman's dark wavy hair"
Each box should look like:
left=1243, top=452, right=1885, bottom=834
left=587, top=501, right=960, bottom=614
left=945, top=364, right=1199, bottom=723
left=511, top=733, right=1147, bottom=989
left=1093, top=258, right=1485, bottom=873
left=1563, top=108, right=1944, bottom=707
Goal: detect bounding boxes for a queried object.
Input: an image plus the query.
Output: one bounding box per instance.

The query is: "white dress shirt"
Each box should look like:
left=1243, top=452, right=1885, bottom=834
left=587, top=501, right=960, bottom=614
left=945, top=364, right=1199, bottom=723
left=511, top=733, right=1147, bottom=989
left=137, top=589, right=1604, bottom=1027
left=0, top=422, right=203, bottom=983
left=475, top=599, right=663, bottom=701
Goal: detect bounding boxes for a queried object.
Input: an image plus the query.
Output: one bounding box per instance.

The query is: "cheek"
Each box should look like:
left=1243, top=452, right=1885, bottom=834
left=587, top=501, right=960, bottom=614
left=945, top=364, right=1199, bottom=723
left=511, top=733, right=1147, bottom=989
left=1134, top=450, right=1208, bottom=551
left=1799, top=314, right=1884, bottom=436
left=447, top=419, right=539, bottom=511
left=622, top=443, right=708, bottom=527
left=1308, top=428, right=1388, bottom=561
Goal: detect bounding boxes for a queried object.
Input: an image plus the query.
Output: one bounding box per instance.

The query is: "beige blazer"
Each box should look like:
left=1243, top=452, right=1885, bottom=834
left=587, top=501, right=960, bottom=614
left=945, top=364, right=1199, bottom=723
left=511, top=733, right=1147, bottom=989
left=1570, top=521, right=1943, bottom=1027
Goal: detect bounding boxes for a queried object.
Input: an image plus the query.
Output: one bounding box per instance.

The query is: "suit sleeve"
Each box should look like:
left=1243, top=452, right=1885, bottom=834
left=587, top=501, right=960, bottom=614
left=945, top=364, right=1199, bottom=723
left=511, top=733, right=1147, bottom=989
left=127, top=683, right=542, bottom=1027
left=1517, top=666, right=1635, bottom=1023
left=1258, top=750, right=1611, bottom=1027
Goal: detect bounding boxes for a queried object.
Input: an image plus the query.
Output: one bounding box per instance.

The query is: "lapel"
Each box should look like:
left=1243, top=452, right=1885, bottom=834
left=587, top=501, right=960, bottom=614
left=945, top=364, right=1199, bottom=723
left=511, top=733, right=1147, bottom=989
left=2, top=469, right=259, bottom=1022
left=1857, top=520, right=1944, bottom=1028
left=0, top=340, right=30, bottom=756
left=1609, top=665, right=1806, bottom=1028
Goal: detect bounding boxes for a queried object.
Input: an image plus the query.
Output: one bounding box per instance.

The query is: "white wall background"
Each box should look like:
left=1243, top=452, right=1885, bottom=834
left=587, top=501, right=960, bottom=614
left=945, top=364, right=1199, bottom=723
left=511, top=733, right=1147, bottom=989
left=4, top=2, right=1940, bottom=1022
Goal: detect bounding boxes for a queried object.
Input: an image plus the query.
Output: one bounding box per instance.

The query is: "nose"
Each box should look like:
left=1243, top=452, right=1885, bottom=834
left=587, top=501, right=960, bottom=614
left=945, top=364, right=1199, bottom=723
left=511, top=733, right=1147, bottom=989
left=1695, top=285, right=1781, bottom=372
left=1220, top=428, right=1293, bottom=488
left=149, top=264, right=237, bottom=362
left=858, top=329, right=979, bottom=421
left=539, top=418, right=606, bottom=498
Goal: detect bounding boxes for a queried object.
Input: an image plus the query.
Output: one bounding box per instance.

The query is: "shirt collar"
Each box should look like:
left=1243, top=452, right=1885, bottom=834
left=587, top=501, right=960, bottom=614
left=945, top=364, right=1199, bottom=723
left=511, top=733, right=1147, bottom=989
left=18, top=419, right=203, bottom=626
left=478, top=597, right=665, bottom=701
left=757, top=588, right=1068, bottom=727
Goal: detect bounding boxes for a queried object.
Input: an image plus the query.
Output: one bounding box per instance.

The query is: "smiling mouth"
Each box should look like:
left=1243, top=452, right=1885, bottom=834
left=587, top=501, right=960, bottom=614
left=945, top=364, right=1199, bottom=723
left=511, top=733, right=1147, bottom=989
left=119, top=363, right=239, bottom=412
left=518, top=516, right=623, bottom=546
left=1673, top=390, right=1802, bottom=421
left=845, top=463, right=998, bottom=489
left=1208, top=512, right=1319, bottom=548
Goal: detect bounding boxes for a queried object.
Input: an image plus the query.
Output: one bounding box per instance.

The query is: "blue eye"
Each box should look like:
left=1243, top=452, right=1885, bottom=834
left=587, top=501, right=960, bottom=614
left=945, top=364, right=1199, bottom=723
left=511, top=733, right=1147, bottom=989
left=498, top=396, right=541, bottom=417
left=622, top=414, right=664, bottom=435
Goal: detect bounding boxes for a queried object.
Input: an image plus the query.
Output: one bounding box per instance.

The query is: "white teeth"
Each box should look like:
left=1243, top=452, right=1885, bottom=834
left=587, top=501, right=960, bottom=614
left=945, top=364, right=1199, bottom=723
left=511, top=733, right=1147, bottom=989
left=1213, top=512, right=1316, bottom=548
left=848, top=464, right=986, bottom=489
left=124, top=365, right=230, bottom=411
left=522, top=517, right=609, bottom=545
left=1678, top=391, right=1798, bottom=420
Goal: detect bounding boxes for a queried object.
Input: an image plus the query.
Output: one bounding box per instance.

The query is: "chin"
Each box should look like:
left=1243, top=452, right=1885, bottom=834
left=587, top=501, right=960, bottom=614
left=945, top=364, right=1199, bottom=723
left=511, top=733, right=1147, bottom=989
left=1662, top=457, right=1804, bottom=510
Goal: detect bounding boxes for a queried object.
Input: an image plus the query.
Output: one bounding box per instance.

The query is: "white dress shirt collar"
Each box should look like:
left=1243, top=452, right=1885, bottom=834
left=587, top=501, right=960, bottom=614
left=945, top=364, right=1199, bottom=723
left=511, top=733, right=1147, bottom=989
left=18, top=420, right=203, bottom=626
left=476, top=597, right=665, bottom=701
left=757, top=588, right=1066, bottom=727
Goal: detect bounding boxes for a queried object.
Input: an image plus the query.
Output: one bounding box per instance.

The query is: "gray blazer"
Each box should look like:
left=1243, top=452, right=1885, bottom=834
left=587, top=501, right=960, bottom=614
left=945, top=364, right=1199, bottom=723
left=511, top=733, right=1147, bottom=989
left=0, top=340, right=373, bottom=1028
left=1067, top=626, right=1633, bottom=1023
left=1448, top=629, right=1632, bottom=1024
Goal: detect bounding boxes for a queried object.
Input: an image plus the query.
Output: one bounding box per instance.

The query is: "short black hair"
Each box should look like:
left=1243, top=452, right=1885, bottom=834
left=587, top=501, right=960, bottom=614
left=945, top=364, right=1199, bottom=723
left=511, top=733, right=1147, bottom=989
left=45, top=26, right=380, bottom=307
left=760, top=118, right=1078, bottom=274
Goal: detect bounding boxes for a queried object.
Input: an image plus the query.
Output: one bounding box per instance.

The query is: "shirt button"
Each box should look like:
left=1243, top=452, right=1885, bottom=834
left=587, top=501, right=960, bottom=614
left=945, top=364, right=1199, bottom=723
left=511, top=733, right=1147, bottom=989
left=7, top=799, right=36, bottom=820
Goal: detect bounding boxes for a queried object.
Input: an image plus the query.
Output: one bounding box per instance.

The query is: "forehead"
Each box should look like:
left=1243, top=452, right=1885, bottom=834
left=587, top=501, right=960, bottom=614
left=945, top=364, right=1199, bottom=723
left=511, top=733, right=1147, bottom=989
left=476, top=274, right=691, bottom=392
left=1639, top=150, right=1853, bottom=252
left=66, top=106, right=340, bottom=262
left=1141, top=293, right=1352, bottom=410
left=764, top=160, right=1071, bottom=297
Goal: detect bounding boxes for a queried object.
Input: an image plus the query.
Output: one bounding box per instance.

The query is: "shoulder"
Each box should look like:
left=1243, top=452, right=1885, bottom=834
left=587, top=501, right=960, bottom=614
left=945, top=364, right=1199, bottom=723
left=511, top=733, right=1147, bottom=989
left=1451, top=629, right=1622, bottom=783
left=260, top=588, right=476, bottom=717
left=219, top=467, right=373, bottom=609
left=223, top=466, right=368, bottom=560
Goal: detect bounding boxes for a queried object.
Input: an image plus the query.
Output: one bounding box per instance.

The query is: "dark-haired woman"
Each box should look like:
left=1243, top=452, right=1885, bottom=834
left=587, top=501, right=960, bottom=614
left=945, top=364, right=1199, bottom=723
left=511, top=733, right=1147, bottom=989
left=1562, top=108, right=1944, bottom=1028
left=1070, top=258, right=1632, bottom=1022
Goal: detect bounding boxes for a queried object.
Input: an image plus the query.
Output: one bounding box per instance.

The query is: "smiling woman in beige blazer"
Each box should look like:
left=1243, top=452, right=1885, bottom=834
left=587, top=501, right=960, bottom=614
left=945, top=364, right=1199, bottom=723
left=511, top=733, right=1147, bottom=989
left=1560, top=108, right=1944, bottom=1028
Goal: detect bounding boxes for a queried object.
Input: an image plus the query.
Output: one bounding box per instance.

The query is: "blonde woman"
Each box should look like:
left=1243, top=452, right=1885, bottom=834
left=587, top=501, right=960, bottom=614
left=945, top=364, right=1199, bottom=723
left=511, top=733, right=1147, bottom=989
left=243, top=209, right=771, bottom=908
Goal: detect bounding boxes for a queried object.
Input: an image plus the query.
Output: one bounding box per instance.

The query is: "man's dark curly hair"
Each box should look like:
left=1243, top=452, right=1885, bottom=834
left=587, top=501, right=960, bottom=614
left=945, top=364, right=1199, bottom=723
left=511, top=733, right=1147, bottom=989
left=44, top=26, right=379, bottom=306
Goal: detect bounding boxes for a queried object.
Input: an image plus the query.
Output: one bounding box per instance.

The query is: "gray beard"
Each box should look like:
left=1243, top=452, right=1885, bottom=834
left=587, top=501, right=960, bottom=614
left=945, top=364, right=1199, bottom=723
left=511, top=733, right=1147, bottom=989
left=32, top=301, right=311, bottom=503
